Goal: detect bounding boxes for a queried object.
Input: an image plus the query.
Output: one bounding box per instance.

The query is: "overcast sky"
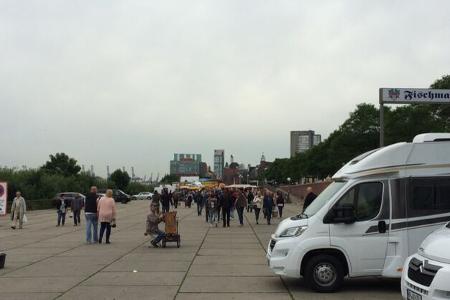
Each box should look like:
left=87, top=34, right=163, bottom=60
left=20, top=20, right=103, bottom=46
left=1, top=0, right=450, bottom=178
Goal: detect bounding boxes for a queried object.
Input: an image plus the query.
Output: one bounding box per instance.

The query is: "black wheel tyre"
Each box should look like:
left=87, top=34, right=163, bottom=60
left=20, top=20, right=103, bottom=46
left=304, top=254, right=344, bottom=293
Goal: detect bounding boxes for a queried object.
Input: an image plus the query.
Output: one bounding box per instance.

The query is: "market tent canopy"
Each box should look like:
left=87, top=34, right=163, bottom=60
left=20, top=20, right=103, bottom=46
left=225, top=184, right=258, bottom=189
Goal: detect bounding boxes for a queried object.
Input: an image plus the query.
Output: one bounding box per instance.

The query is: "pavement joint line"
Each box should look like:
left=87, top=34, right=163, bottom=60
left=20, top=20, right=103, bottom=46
left=0, top=209, right=150, bottom=277
left=53, top=207, right=196, bottom=300
left=173, top=215, right=211, bottom=300
left=244, top=211, right=296, bottom=300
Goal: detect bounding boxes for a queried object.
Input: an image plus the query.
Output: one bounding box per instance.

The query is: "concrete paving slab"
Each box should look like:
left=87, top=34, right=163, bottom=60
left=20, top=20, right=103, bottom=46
left=192, top=255, right=267, bottom=265
left=0, top=276, right=83, bottom=293
left=0, top=293, right=61, bottom=300
left=179, top=276, right=287, bottom=293
left=82, top=271, right=185, bottom=286
left=189, top=264, right=276, bottom=277
left=59, top=286, right=178, bottom=300
left=104, top=259, right=191, bottom=272
left=123, top=251, right=197, bottom=261
left=198, top=248, right=266, bottom=256
left=176, top=293, right=292, bottom=300
left=6, top=260, right=105, bottom=277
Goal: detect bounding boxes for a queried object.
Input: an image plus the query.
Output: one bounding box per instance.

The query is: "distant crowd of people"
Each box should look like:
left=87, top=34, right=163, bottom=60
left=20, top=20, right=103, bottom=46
left=8, top=185, right=318, bottom=249
left=149, top=186, right=294, bottom=228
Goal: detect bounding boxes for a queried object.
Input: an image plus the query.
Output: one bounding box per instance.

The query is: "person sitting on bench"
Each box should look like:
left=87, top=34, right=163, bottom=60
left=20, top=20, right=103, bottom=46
left=145, top=203, right=166, bottom=248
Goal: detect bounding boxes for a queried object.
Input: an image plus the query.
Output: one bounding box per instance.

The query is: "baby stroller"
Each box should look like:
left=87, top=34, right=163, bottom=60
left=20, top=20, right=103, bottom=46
left=162, top=211, right=180, bottom=248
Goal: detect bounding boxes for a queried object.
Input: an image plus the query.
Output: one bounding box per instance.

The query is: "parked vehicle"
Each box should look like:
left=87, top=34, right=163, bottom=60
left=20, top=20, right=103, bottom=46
left=267, top=133, right=450, bottom=292
left=98, top=189, right=130, bottom=204
left=53, top=192, right=85, bottom=208
left=401, top=222, right=450, bottom=300
left=131, top=192, right=153, bottom=200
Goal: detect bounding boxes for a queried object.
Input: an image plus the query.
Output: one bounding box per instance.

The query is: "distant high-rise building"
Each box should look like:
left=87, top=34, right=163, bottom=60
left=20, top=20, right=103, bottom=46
left=290, top=130, right=321, bottom=157
left=170, top=153, right=202, bottom=176
left=213, top=150, right=225, bottom=180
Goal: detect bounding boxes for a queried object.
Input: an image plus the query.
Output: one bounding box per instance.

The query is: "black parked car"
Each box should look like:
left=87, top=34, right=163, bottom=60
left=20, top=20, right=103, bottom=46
left=98, top=189, right=130, bottom=204
left=53, top=192, right=85, bottom=208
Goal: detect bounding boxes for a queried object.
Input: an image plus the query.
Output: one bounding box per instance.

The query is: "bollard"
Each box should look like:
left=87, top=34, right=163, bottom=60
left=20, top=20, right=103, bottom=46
left=0, top=253, right=6, bottom=269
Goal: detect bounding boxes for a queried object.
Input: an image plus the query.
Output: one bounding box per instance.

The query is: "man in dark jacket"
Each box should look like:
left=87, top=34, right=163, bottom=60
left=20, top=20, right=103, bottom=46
left=161, top=189, right=170, bottom=213
left=302, top=187, right=317, bottom=212
left=263, top=191, right=274, bottom=225
left=221, top=189, right=233, bottom=227
left=235, top=189, right=247, bottom=226
left=85, top=186, right=99, bottom=243
left=71, top=195, right=83, bottom=226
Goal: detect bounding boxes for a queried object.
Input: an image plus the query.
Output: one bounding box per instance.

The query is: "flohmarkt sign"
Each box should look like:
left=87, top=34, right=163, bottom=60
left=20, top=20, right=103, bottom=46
left=380, top=88, right=450, bottom=104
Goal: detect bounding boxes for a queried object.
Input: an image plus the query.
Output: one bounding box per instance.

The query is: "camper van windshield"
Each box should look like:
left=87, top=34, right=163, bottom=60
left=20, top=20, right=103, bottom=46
left=303, top=181, right=347, bottom=217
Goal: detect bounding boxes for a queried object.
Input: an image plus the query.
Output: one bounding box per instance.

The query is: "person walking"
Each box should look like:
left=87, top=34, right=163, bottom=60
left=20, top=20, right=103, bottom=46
left=252, top=191, right=263, bottom=224
left=173, top=191, right=179, bottom=209
left=263, top=190, right=274, bottom=225
left=71, top=194, right=83, bottom=226
left=97, top=189, right=117, bottom=244
left=203, top=191, right=209, bottom=223
left=246, top=189, right=254, bottom=213
left=10, top=191, right=26, bottom=229
left=85, top=186, right=99, bottom=244
left=222, top=189, right=232, bottom=227
left=216, top=189, right=223, bottom=223
left=302, top=187, right=317, bottom=212
left=235, top=189, right=247, bottom=226
left=152, top=190, right=161, bottom=214
left=276, top=191, right=285, bottom=218
left=207, top=192, right=218, bottom=227
left=195, top=191, right=203, bottom=216
left=161, top=189, right=170, bottom=213
left=56, top=195, right=68, bottom=226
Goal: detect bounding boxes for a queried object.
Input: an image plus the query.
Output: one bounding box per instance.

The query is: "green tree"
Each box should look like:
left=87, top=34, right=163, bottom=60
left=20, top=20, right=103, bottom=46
left=109, top=169, right=131, bottom=190
left=160, top=174, right=180, bottom=184
left=41, top=153, right=81, bottom=177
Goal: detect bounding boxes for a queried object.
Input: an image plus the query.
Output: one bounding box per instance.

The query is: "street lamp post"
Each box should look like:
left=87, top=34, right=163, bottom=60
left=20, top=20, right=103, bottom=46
left=287, top=177, right=291, bottom=203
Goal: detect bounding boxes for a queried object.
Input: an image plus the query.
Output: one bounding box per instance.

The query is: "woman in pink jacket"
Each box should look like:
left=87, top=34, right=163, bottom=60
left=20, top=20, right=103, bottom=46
left=97, top=189, right=117, bottom=244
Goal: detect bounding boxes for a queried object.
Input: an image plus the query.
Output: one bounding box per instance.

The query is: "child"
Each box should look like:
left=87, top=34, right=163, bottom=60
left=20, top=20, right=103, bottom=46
left=145, top=203, right=166, bottom=248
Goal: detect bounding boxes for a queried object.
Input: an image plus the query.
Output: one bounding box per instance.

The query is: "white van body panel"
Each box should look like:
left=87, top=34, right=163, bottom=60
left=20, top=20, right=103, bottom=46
left=267, top=134, right=450, bottom=283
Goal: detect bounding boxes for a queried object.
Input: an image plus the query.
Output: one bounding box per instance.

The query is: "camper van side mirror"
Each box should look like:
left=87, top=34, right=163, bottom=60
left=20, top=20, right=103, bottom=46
left=324, top=204, right=356, bottom=224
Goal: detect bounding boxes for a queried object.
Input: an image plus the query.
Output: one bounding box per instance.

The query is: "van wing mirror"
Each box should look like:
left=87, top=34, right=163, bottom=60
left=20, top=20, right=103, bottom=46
left=324, top=204, right=356, bottom=224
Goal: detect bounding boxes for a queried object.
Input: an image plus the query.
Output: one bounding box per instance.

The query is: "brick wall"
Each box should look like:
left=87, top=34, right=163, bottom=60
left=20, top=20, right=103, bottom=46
left=278, top=181, right=331, bottom=203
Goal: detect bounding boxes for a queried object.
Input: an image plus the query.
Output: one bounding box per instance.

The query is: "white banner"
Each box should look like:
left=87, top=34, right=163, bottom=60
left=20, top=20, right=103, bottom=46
left=0, top=182, right=7, bottom=216
left=380, top=88, right=450, bottom=104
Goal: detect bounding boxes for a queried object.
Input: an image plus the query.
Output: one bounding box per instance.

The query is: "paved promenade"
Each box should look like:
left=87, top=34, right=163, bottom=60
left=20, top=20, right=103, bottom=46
left=0, top=201, right=400, bottom=299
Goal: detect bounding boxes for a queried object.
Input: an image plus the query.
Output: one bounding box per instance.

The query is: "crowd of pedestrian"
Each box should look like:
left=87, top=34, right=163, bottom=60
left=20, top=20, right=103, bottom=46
left=7, top=185, right=318, bottom=249
left=175, top=186, right=288, bottom=227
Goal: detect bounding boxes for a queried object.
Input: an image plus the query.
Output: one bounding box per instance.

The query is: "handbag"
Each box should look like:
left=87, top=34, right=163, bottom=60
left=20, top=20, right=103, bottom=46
left=111, top=219, right=116, bottom=228
left=23, top=214, right=28, bottom=223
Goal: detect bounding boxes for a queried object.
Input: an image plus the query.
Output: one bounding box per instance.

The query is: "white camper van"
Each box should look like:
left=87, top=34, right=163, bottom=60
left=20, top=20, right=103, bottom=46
left=267, top=133, right=450, bottom=292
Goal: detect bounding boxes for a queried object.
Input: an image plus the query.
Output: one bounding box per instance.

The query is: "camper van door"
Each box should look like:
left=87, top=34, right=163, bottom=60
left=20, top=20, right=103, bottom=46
left=329, top=180, right=389, bottom=276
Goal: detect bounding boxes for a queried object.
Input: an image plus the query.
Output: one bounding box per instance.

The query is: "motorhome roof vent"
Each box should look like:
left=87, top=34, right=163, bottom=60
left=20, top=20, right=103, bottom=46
left=413, top=133, right=450, bottom=143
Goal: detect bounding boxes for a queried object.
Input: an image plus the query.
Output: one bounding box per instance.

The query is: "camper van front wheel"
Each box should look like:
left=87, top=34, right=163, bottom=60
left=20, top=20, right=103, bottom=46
left=305, top=254, right=344, bottom=292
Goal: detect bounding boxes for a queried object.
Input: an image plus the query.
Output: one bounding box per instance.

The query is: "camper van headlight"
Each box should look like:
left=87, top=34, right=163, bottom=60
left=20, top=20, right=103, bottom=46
left=279, top=226, right=308, bottom=238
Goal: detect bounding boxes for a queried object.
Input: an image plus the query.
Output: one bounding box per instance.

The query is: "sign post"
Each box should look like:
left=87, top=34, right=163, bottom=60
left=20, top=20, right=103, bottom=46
left=378, top=88, right=450, bottom=147
left=0, top=182, right=7, bottom=216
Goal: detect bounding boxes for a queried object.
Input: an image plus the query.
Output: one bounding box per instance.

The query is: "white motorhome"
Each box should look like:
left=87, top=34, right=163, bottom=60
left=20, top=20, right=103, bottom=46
left=401, top=222, right=450, bottom=300
left=267, top=133, right=450, bottom=292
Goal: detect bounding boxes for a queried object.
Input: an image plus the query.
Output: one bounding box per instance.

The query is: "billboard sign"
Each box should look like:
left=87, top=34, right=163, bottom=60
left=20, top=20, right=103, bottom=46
left=380, top=88, right=450, bottom=104
left=0, top=182, right=7, bottom=216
